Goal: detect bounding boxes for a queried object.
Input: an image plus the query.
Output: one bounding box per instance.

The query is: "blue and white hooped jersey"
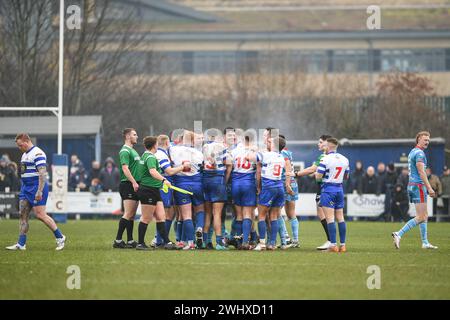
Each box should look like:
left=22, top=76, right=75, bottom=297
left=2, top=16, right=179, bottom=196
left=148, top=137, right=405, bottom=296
left=231, top=146, right=257, bottom=183
left=408, top=147, right=427, bottom=184
left=169, top=145, right=204, bottom=183
left=257, top=151, right=285, bottom=188
left=155, top=148, right=172, bottom=177
left=202, top=141, right=228, bottom=177
left=317, top=151, right=349, bottom=192
left=20, top=146, right=47, bottom=186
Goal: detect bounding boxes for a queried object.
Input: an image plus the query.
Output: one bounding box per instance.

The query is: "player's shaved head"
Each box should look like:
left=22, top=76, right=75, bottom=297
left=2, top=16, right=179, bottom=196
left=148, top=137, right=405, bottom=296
left=15, top=133, right=31, bottom=142
left=157, top=135, right=169, bottom=146
left=326, top=137, right=339, bottom=147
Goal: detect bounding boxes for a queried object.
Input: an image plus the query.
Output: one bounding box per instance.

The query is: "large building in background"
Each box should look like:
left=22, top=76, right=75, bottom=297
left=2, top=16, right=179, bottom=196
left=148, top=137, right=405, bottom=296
left=91, top=0, right=450, bottom=105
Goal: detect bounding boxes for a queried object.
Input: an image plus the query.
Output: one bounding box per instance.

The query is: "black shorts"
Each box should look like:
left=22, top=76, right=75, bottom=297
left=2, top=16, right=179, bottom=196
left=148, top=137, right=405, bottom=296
left=315, top=191, right=321, bottom=204
left=119, top=181, right=139, bottom=201
left=137, top=185, right=162, bottom=206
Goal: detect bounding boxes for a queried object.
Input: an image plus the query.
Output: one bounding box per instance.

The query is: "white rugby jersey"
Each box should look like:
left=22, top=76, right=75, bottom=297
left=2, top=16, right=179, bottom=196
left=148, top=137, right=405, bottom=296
left=317, top=151, right=349, bottom=185
left=257, top=151, right=285, bottom=181
left=169, top=145, right=203, bottom=176
left=155, top=148, right=171, bottom=176
left=231, top=147, right=257, bottom=174
left=20, top=146, right=47, bottom=185
left=202, top=141, right=227, bottom=173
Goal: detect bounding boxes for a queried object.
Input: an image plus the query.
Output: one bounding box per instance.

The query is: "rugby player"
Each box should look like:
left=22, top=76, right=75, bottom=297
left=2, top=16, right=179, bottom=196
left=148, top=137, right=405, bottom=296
left=153, top=134, right=190, bottom=247
left=315, top=137, right=349, bottom=253
left=392, top=131, right=438, bottom=249
left=295, top=135, right=332, bottom=250
left=227, top=135, right=259, bottom=250
left=280, top=135, right=300, bottom=248
left=6, top=133, right=66, bottom=251
left=254, top=136, right=287, bottom=251
left=170, top=131, right=205, bottom=250
left=203, top=131, right=229, bottom=250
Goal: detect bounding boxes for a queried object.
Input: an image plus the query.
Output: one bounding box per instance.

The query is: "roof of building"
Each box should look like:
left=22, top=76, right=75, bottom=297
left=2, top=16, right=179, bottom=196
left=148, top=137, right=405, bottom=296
left=289, top=138, right=446, bottom=146
left=0, top=116, right=102, bottom=136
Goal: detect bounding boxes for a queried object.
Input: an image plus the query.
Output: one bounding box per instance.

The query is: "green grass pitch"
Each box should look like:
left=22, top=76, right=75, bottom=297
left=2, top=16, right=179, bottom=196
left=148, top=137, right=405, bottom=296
left=0, top=219, right=449, bottom=299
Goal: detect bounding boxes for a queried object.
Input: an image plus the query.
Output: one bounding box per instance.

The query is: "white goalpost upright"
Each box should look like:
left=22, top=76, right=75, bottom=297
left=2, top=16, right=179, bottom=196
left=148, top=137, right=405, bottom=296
left=0, top=0, right=65, bottom=155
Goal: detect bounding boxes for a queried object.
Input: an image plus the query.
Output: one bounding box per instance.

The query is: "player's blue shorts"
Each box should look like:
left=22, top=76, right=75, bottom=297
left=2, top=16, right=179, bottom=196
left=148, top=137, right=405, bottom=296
left=232, top=182, right=257, bottom=207
left=408, top=183, right=427, bottom=204
left=284, top=181, right=299, bottom=202
left=203, top=176, right=227, bottom=202
left=319, top=190, right=345, bottom=209
left=258, top=187, right=285, bottom=208
left=159, top=188, right=173, bottom=208
left=19, top=183, right=49, bottom=207
left=173, top=182, right=204, bottom=206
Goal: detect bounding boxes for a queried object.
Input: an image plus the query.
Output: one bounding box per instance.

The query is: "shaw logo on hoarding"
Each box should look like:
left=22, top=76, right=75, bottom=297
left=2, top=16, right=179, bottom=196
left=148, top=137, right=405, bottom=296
left=353, top=195, right=385, bottom=207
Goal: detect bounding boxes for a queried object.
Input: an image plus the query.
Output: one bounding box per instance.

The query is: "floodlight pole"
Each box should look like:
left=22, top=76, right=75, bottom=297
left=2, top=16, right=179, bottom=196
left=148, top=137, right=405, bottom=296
left=57, top=0, right=64, bottom=155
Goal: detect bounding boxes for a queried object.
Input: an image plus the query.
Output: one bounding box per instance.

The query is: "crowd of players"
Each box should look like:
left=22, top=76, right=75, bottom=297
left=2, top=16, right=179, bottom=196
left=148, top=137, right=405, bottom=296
left=113, top=127, right=349, bottom=252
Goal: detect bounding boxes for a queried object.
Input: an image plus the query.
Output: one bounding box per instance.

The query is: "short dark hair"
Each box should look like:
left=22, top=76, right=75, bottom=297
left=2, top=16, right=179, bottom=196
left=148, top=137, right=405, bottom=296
left=143, top=136, right=157, bottom=150
left=279, top=134, right=286, bottom=139
left=15, top=133, right=31, bottom=142
left=122, top=128, right=136, bottom=139
left=320, top=134, right=332, bottom=141
left=272, top=136, right=286, bottom=152
left=326, top=137, right=339, bottom=146
left=223, top=127, right=235, bottom=135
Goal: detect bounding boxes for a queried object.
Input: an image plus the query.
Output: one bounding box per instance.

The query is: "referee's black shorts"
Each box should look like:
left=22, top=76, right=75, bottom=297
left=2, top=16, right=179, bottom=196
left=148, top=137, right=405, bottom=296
left=119, top=181, right=139, bottom=201
left=315, top=189, right=322, bottom=204
left=137, top=185, right=162, bottom=206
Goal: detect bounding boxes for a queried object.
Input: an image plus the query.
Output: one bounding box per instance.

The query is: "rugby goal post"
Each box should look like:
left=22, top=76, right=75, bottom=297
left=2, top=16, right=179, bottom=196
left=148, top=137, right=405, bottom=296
left=0, top=0, right=65, bottom=155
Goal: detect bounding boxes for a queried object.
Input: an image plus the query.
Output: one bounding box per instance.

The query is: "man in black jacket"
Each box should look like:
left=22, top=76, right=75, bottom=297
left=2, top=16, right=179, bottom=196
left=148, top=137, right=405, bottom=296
left=358, top=166, right=380, bottom=195
left=391, top=183, right=410, bottom=222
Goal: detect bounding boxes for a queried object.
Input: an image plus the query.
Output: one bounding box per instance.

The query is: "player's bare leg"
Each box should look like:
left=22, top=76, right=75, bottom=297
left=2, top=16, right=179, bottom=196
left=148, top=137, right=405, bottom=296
left=6, top=200, right=32, bottom=250
left=33, top=205, right=66, bottom=251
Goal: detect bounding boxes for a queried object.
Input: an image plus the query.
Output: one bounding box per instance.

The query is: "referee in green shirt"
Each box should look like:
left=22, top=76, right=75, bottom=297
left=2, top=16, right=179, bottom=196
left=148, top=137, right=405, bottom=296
left=136, top=136, right=175, bottom=250
left=113, top=128, right=141, bottom=249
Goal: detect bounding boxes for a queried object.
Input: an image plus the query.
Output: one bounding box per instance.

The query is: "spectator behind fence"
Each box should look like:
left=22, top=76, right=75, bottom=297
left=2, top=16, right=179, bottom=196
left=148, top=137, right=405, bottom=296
left=376, top=162, right=387, bottom=194
left=391, top=183, right=410, bottom=222
left=358, top=166, right=380, bottom=195
left=7, top=161, right=21, bottom=192
left=89, top=178, right=103, bottom=196
left=89, top=160, right=101, bottom=183
left=382, top=163, right=398, bottom=221
left=397, top=166, right=409, bottom=190
left=441, top=166, right=450, bottom=215
left=349, top=160, right=364, bottom=193
left=69, top=154, right=88, bottom=191
left=0, top=156, right=12, bottom=191
left=426, top=167, right=442, bottom=215
left=99, top=157, right=120, bottom=192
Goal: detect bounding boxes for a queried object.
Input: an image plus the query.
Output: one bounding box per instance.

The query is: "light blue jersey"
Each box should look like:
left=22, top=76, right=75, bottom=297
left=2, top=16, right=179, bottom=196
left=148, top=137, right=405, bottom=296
left=408, top=147, right=427, bottom=184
